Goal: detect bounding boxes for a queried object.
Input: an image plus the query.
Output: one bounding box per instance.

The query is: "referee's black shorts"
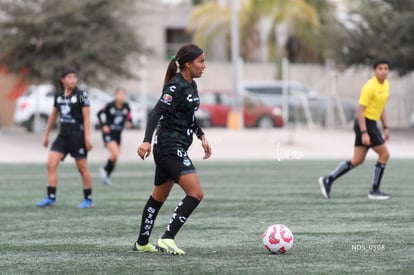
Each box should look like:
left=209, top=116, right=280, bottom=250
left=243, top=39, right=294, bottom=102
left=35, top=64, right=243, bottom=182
left=102, top=131, right=122, bottom=145
left=354, top=118, right=385, bottom=147
left=153, top=150, right=196, bottom=186
left=51, top=131, right=87, bottom=159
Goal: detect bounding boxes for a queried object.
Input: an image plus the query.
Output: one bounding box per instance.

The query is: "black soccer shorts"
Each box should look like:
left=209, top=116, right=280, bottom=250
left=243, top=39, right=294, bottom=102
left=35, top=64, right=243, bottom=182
left=354, top=118, right=385, bottom=147
left=153, top=151, right=197, bottom=186
left=102, top=131, right=121, bottom=145
left=51, top=131, right=87, bottom=159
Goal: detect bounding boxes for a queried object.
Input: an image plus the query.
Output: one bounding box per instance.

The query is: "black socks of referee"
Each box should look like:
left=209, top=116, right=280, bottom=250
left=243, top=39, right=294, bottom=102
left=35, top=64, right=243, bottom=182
left=372, top=162, right=386, bottom=191
left=104, top=159, right=115, bottom=177
left=162, top=196, right=200, bottom=240
left=137, top=196, right=163, bottom=245
left=327, top=160, right=353, bottom=184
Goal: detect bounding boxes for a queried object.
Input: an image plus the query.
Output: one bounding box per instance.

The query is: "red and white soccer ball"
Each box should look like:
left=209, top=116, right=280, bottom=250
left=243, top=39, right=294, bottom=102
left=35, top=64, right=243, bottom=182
left=262, top=224, right=294, bottom=254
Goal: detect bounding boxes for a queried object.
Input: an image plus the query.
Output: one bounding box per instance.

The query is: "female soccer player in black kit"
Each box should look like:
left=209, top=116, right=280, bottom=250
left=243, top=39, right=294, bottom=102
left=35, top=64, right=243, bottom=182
left=36, top=67, right=94, bottom=208
left=132, top=44, right=212, bottom=255
left=97, top=88, right=132, bottom=185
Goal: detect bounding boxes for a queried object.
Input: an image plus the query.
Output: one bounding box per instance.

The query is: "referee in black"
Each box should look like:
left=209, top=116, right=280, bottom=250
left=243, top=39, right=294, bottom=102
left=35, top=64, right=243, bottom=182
left=132, top=44, right=211, bottom=255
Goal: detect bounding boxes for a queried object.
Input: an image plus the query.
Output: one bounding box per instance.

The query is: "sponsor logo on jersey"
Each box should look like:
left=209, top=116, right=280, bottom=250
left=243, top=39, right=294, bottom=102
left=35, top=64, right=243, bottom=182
left=110, top=107, right=116, bottom=114
left=186, top=94, right=199, bottom=103
left=160, top=94, right=173, bottom=105
left=114, top=115, right=123, bottom=125
left=122, top=108, right=128, bottom=115
left=71, top=96, right=77, bottom=103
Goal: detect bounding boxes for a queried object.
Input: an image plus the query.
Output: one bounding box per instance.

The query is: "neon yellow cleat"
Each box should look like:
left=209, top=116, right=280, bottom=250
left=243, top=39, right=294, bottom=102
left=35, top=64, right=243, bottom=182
left=132, top=241, right=158, bottom=253
left=156, top=238, right=185, bottom=255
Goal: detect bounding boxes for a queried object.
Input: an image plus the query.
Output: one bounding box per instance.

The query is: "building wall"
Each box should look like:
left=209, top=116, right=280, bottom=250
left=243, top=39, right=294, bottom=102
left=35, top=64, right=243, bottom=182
left=134, top=1, right=193, bottom=61
left=0, top=74, right=18, bottom=127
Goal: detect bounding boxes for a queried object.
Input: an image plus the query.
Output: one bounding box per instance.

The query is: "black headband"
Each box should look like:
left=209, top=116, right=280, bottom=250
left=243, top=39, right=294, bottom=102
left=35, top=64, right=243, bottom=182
left=177, top=48, right=204, bottom=66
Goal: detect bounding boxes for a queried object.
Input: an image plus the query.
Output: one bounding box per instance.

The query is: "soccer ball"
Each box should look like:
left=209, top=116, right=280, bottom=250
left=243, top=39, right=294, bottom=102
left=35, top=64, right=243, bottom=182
left=262, top=224, right=294, bottom=254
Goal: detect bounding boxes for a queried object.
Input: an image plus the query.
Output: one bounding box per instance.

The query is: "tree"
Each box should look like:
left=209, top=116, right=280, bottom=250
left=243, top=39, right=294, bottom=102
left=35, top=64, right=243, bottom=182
left=343, top=0, right=414, bottom=75
left=0, top=0, right=143, bottom=87
left=188, top=0, right=320, bottom=62
left=285, top=0, right=349, bottom=63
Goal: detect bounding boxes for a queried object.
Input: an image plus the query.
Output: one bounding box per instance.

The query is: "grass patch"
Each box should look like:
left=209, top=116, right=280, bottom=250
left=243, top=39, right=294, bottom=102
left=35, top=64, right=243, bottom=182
left=1, top=160, right=413, bottom=274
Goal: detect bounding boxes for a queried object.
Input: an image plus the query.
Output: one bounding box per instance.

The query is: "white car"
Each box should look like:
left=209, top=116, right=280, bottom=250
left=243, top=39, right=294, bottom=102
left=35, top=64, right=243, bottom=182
left=13, top=84, right=142, bottom=132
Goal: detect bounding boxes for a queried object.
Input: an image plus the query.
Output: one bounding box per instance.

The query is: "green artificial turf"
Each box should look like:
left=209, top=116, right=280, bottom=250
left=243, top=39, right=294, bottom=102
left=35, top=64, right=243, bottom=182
left=1, top=160, right=413, bottom=274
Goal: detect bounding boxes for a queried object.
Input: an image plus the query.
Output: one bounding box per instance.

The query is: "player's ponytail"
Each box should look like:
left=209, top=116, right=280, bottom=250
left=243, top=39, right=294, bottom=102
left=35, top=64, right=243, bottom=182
left=163, top=57, right=179, bottom=87
left=163, top=44, right=203, bottom=86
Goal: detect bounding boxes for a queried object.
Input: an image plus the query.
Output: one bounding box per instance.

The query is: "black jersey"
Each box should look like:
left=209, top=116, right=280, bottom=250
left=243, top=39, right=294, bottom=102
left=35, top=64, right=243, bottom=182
left=53, top=87, right=90, bottom=135
left=144, top=73, right=204, bottom=156
left=97, top=101, right=132, bottom=132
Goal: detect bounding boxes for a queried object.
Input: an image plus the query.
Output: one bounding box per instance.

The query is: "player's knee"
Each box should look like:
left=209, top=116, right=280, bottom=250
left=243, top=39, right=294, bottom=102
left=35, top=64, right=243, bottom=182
left=77, top=165, right=90, bottom=177
left=380, top=150, right=390, bottom=162
left=46, top=160, right=58, bottom=171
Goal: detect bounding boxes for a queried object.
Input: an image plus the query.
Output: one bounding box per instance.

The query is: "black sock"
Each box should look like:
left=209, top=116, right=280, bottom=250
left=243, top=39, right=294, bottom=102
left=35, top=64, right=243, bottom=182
left=104, top=159, right=115, bottom=177
left=328, top=160, right=353, bottom=184
left=137, top=196, right=164, bottom=245
left=83, top=188, right=92, bottom=200
left=162, top=196, right=200, bottom=240
left=372, top=162, right=386, bottom=191
left=47, top=186, right=56, bottom=200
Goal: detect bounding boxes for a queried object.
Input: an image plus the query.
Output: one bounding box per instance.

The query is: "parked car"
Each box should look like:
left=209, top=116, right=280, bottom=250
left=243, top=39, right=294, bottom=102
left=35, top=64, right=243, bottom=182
left=128, top=93, right=211, bottom=128
left=198, top=90, right=283, bottom=128
left=13, top=84, right=143, bottom=132
left=127, top=93, right=158, bottom=116
left=242, top=81, right=356, bottom=125
left=14, top=84, right=56, bottom=132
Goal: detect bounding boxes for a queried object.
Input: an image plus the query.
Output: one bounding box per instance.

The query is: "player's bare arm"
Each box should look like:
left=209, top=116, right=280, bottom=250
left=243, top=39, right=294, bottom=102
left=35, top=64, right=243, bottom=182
left=43, top=107, right=59, bottom=148
left=357, top=105, right=370, bottom=146
left=82, top=106, right=93, bottom=151
left=380, top=110, right=390, bottom=141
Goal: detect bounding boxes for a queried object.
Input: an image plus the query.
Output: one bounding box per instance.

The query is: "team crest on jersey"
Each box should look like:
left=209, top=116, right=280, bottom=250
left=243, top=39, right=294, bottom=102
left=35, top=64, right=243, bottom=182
left=70, top=96, right=77, bottom=103
left=160, top=94, right=173, bottom=105
left=183, top=157, right=192, bottom=167
left=110, top=107, right=116, bottom=115
left=122, top=108, right=128, bottom=115
left=60, top=105, right=71, bottom=115
left=57, top=96, right=63, bottom=103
